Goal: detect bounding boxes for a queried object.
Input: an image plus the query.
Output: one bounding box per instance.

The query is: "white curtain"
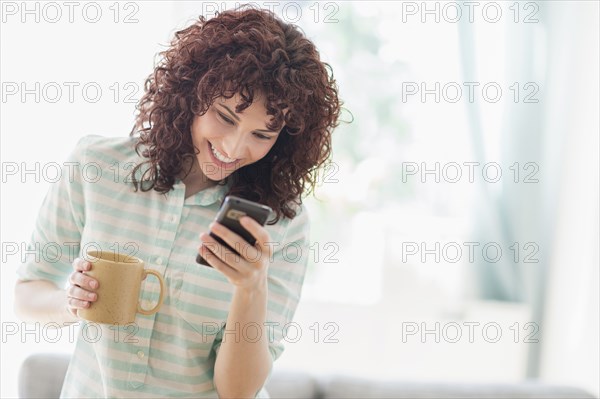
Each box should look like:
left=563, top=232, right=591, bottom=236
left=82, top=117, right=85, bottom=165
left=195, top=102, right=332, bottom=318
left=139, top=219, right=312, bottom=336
left=459, top=1, right=599, bottom=394
left=537, top=2, right=599, bottom=396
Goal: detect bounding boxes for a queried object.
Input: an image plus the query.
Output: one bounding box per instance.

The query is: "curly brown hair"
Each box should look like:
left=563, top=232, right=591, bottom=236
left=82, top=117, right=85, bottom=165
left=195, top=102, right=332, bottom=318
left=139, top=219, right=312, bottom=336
left=129, top=4, right=342, bottom=224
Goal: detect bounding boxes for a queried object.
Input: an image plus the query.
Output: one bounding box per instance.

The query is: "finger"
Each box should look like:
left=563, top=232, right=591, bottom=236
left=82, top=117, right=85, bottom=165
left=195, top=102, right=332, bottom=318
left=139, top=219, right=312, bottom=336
left=208, top=221, right=262, bottom=261
left=67, top=285, right=98, bottom=302
left=200, top=234, right=244, bottom=269
left=69, top=270, right=99, bottom=290
left=73, top=257, right=91, bottom=272
left=198, top=241, right=241, bottom=278
left=208, top=222, right=250, bottom=249
left=68, top=297, right=91, bottom=309
left=67, top=306, right=79, bottom=318
left=239, top=217, right=271, bottom=250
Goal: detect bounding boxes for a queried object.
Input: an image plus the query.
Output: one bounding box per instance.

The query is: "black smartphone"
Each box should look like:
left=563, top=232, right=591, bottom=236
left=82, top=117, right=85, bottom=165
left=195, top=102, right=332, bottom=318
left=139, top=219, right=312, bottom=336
left=196, top=195, right=273, bottom=267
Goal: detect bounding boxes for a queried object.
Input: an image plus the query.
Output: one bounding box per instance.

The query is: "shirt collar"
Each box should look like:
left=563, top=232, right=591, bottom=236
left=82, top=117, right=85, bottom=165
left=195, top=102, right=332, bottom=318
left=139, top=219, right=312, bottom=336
left=178, top=179, right=231, bottom=207
left=131, top=140, right=230, bottom=207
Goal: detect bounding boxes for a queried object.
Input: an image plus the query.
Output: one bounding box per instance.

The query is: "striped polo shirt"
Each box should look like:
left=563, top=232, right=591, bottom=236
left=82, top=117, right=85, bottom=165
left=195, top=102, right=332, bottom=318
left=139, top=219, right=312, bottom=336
left=16, top=134, right=310, bottom=398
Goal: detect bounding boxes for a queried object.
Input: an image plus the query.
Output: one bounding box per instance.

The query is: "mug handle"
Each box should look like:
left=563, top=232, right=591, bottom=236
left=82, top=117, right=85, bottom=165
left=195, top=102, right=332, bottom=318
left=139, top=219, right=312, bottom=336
left=137, top=270, right=165, bottom=315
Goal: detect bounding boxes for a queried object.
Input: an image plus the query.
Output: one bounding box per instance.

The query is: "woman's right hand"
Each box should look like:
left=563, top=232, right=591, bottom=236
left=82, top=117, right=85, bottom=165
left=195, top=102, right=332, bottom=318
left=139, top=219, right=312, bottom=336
left=66, top=257, right=99, bottom=318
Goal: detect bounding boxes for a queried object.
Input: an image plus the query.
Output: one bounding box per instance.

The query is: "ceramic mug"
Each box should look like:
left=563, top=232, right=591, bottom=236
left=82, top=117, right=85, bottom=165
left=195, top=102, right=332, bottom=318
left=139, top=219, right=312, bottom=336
left=77, top=250, right=165, bottom=325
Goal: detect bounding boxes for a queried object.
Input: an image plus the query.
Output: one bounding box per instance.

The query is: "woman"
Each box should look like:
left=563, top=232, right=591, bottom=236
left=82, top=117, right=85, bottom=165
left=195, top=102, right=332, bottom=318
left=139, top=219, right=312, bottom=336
left=14, top=5, right=342, bottom=398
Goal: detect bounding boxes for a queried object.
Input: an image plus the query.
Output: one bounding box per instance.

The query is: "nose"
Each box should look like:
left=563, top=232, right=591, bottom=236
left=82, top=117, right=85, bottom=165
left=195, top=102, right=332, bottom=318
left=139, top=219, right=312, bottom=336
left=222, top=131, right=247, bottom=160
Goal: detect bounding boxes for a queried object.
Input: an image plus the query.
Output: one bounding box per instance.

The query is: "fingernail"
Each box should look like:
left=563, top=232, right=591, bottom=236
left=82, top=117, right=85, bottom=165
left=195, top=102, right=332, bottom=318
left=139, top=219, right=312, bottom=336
left=84, top=262, right=91, bottom=270
left=239, top=216, right=248, bottom=224
left=90, top=280, right=98, bottom=289
left=88, top=292, right=96, bottom=300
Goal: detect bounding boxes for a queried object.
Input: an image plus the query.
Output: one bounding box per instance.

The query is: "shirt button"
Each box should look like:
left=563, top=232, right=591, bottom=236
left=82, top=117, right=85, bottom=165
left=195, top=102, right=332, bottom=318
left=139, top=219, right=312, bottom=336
left=170, top=215, right=177, bottom=223
left=137, top=350, right=145, bottom=359
left=156, top=257, right=163, bottom=265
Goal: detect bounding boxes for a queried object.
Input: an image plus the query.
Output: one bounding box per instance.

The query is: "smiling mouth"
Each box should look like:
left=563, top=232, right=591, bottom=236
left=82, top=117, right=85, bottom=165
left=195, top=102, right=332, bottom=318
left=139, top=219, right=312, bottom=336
left=207, top=141, right=238, bottom=166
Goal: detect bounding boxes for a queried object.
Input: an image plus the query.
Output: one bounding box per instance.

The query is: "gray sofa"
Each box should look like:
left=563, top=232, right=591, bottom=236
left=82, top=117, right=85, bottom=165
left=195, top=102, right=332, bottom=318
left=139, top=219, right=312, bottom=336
left=19, top=353, right=596, bottom=398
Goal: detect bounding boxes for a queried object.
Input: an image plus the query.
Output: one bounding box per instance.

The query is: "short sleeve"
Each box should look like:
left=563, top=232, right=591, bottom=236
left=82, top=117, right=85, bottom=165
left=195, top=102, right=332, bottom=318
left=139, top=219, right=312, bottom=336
left=211, top=204, right=311, bottom=363
left=15, top=136, right=88, bottom=288
left=262, top=204, right=311, bottom=362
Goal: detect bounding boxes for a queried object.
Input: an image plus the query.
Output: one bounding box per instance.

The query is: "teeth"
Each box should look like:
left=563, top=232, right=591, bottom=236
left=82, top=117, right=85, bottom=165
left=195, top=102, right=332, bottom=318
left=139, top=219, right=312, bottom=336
left=210, top=143, right=237, bottom=163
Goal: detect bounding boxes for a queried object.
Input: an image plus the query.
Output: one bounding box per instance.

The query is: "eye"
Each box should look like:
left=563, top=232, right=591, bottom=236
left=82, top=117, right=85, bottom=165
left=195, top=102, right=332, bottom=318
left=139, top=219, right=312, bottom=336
left=254, top=133, right=272, bottom=140
left=217, top=112, right=234, bottom=125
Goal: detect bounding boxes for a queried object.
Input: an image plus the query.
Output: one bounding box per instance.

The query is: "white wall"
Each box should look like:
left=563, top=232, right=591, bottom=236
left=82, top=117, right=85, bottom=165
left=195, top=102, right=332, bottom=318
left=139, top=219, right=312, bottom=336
left=1, top=3, right=179, bottom=398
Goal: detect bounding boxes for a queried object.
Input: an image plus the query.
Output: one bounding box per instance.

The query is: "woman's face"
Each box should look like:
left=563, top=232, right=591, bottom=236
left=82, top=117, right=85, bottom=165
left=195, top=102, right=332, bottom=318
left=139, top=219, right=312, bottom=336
left=191, top=92, right=284, bottom=182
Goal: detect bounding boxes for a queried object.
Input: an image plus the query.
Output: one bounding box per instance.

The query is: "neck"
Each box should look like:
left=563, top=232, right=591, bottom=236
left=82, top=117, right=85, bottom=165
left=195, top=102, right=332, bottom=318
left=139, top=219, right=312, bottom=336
left=177, top=158, right=218, bottom=196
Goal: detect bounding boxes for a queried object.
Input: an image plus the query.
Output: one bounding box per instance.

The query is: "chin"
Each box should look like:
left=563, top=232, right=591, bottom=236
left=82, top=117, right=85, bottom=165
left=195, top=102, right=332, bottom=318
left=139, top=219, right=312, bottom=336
left=199, top=163, right=237, bottom=182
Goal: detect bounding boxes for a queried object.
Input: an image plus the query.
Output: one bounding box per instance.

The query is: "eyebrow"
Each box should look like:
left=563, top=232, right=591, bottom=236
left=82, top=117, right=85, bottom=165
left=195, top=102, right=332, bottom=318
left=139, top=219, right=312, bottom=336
left=216, top=104, right=278, bottom=134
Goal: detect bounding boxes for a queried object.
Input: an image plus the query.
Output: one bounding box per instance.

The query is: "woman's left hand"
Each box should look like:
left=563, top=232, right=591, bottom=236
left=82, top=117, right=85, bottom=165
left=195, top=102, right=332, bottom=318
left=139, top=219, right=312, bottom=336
left=198, top=216, right=271, bottom=291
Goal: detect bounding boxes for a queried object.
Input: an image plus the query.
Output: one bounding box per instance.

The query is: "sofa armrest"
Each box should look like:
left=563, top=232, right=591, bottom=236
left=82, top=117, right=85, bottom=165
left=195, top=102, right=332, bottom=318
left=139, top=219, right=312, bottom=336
left=18, top=354, right=596, bottom=399
left=18, top=353, right=71, bottom=399
left=321, top=374, right=597, bottom=399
